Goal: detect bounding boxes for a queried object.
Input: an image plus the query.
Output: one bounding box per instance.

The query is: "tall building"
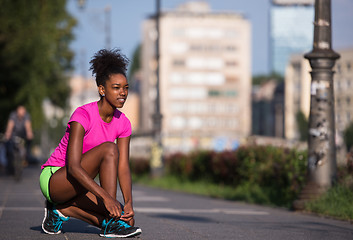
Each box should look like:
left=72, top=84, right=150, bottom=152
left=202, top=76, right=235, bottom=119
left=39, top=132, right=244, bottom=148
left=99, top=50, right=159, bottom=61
left=284, top=48, right=353, bottom=159
left=252, top=80, right=284, bottom=138
left=141, top=2, right=251, bottom=153
left=270, top=0, right=314, bottom=76
left=284, top=53, right=311, bottom=140
left=335, top=49, right=353, bottom=139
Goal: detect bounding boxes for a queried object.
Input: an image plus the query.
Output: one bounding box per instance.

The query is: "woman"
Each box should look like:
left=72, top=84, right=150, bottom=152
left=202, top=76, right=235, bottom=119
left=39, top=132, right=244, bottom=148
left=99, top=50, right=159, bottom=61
left=39, top=49, right=141, bottom=238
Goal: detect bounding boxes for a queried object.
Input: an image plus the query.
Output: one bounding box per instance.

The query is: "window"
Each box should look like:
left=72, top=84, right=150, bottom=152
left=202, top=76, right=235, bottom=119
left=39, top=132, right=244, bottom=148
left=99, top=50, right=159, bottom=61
left=208, top=89, right=238, bottom=98
left=186, top=58, right=223, bottom=69
left=226, top=61, right=237, bottom=67
left=226, top=45, right=237, bottom=52
left=173, top=59, right=185, bottom=66
left=171, top=116, right=186, bottom=129
left=188, top=117, right=202, bottom=129
left=209, top=90, right=221, bottom=97
left=169, top=87, right=207, bottom=99
left=170, top=72, right=225, bottom=85
left=225, top=90, right=237, bottom=97
left=170, top=43, right=188, bottom=53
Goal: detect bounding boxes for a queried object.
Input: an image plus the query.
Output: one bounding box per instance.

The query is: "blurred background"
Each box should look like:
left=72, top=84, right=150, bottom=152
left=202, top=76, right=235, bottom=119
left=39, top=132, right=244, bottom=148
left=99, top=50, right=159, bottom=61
left=1, top=0, right=353, bottom=166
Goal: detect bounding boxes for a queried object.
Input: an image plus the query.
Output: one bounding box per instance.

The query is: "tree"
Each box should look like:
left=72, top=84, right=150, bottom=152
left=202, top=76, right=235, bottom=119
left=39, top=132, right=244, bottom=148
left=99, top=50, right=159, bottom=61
left=0, top=0, right=76, bottom=131
left=127, top=44, right=141, bottom=92
left=296, top=111, right=308, bottom=141
left=252, top=72, right=283, bottom=86
left=343, top=122, right=353, bottom=152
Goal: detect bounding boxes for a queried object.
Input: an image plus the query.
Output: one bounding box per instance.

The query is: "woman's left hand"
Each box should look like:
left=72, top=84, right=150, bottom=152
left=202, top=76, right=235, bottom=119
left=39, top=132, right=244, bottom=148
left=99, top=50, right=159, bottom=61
left=120, top=202, right=135, bottom=225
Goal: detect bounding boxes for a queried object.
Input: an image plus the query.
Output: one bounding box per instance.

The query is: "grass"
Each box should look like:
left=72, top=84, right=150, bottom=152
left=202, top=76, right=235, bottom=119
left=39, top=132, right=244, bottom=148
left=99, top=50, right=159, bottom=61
left=133, top=174, right=276, bottom=207
left=304, top=184, right=353, bottom=221
left=133, top=173, right=353, bottom=221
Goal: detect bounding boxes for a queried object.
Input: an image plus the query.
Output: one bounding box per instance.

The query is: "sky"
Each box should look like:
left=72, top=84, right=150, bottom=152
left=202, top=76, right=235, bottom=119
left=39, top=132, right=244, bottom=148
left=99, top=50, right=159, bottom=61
left=66, top=0, right=353, bottom=76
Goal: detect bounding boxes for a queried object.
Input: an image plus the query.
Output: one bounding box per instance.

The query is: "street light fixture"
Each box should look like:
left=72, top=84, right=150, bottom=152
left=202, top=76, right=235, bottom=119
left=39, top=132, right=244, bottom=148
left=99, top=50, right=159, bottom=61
left=294, top=0, right=339, bottom=210
left=150, top=0, right=164, bottom=177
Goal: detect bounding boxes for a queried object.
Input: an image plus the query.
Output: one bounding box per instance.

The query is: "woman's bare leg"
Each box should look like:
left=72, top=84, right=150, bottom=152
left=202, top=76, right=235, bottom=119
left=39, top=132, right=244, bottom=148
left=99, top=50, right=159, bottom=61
left=48, top=142, right=123, bottom=226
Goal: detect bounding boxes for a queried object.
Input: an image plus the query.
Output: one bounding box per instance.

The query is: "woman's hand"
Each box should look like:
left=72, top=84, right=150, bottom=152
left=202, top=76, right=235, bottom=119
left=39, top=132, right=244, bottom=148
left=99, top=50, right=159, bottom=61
left=104, top=197, right=123, bottom=219
left=120, top=202, right=135, bottom=225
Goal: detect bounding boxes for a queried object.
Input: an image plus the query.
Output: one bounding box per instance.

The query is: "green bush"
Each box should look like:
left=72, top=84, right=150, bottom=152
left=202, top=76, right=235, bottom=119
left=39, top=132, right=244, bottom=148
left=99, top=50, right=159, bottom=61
left=130, top=157, right=150, bottom=175
left=343, top=122, right=353, bottom=152
left=163, top=146, right=307, bottom=207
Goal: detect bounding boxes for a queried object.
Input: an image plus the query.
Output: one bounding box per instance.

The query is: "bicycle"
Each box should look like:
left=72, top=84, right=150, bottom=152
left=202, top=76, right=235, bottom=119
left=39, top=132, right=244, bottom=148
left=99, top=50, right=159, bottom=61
left=0, top=134, right=26, bottom=181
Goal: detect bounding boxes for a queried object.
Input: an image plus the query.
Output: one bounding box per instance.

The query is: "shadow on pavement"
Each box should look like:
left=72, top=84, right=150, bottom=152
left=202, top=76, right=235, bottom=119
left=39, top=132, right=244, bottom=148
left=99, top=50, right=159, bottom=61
left=30, top=219, right=100, bottom=235
left=150, top=214, right=215, bottom=223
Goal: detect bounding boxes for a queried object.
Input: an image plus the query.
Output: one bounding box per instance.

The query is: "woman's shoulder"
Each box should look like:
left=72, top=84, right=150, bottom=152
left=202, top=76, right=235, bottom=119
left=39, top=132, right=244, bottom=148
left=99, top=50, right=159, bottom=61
left=113, top=109, right=129, bottom=120
left=73, top=102, right=97, bottom=115
left=79, top=101, right=97, bottom=111
left=71, top=102, right=97, bottom=119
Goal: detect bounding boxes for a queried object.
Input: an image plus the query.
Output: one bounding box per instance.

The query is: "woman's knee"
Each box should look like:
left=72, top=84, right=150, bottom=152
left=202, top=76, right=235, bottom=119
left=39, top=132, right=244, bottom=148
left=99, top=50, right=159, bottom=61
left=100, top=142, right=119, bottom=160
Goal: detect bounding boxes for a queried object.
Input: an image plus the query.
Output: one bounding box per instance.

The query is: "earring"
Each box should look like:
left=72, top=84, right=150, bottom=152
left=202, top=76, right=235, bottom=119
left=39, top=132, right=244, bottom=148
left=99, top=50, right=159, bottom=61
left=102, top=93, right=105, bottom=97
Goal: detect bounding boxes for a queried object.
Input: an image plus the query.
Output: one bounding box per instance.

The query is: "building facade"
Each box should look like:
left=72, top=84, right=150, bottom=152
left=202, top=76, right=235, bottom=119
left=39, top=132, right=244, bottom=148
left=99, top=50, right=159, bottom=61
left=141, top=2, right=251, bottom=153
left=270, top=0, right=314, bottom=76
left=284, top=54, right=311, bottom=140
left=252, top=80, right=284, bottom=138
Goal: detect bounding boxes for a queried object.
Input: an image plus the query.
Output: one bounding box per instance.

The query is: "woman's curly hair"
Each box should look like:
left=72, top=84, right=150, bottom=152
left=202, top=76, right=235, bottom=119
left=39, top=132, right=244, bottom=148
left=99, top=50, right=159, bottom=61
left=89, top=48, right=130, bottom=87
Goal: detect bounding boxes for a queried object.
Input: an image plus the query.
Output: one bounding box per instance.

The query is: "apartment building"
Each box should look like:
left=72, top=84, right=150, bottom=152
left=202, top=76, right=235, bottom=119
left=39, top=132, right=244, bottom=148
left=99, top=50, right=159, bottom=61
left=140, top=2, right=251, bottom=153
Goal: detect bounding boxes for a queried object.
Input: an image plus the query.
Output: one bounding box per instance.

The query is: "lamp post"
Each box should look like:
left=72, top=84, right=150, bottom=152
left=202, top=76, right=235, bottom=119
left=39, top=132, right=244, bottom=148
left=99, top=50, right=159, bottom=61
left=151, top=0, right=163, bottom=177
left=294, top=0, right=339, bottom=209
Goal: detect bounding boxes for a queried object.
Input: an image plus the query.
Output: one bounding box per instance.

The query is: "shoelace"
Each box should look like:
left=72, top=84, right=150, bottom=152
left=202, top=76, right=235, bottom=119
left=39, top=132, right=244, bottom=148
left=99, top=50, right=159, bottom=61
left=102, top=218, right=131, bottom=236
left=50, top=211, right=65, bottom=232
left=117, top=220, right=131, bottom=229
left=52, top=219, right=63, bottom=232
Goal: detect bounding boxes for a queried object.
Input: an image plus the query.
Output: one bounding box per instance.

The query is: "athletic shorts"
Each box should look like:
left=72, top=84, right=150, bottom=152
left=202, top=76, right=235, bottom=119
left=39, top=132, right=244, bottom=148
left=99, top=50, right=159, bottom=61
left=39, top=166, right=61, bottom=203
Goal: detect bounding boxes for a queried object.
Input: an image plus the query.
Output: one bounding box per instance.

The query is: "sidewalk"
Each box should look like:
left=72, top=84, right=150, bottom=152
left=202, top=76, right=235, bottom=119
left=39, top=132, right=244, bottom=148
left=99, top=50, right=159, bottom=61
left=1, top=165, right=353, bottom=240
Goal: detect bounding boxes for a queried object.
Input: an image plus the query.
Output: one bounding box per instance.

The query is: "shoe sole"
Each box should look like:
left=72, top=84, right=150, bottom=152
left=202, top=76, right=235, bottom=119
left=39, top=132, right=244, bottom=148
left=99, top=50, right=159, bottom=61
left=99, top=228, right=142, bottom=238
left=41, top=207, right=62, bottom=235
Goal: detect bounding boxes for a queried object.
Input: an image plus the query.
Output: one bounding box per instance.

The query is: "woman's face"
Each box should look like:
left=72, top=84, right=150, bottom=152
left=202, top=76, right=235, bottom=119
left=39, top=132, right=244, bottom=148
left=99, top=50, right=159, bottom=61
left=102, top=73, right=129, bottom=108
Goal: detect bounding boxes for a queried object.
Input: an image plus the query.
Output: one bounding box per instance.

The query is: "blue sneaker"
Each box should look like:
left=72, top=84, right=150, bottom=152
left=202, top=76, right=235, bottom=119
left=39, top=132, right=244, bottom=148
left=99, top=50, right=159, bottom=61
left=42, top=200, right=69, bottom=234
left=100, top=218, right=142, bottom=238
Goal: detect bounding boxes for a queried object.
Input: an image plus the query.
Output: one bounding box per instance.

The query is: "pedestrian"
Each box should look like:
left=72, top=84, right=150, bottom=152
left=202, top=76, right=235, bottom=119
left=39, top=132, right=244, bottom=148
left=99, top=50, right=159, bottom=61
left=39, top=49, right=141, bottom=238
left=4, top=105, right=33, bottom=173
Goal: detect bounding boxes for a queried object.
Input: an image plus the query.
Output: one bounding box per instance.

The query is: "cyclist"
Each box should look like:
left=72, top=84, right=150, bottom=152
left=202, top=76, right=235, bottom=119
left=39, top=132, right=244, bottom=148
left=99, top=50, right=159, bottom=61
left=4, top=105, right=33, bottom=174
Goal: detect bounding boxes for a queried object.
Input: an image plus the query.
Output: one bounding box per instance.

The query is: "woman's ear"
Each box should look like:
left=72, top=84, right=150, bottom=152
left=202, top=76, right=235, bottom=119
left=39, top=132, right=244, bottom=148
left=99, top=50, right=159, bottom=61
left=98, top=85, right=105, bottom=97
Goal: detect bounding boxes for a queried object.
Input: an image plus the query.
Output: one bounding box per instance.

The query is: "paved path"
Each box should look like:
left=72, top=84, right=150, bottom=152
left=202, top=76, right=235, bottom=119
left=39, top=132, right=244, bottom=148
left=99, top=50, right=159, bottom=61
left=0, top=166, right=353, bottom=240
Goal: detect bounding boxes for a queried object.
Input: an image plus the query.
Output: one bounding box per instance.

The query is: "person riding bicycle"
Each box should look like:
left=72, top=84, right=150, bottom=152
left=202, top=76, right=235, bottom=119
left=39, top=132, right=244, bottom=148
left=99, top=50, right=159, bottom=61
left=4, top=105, right=33, bottom=174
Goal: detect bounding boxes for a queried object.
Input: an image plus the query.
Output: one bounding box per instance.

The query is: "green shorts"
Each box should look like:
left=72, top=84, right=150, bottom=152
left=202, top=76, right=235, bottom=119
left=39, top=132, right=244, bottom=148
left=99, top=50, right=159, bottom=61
left=39, top=166, right=61, bottom=203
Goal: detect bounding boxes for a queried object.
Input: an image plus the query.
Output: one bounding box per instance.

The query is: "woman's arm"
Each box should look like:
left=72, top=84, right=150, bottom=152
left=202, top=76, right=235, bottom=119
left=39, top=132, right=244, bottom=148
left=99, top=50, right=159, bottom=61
left=4, top=119, right=14, bottom=140
left=116, top=136, right=134, bottom=222
left=24, top=119, right=33, bottom=140
left=66, top=122, right=119, bottom=215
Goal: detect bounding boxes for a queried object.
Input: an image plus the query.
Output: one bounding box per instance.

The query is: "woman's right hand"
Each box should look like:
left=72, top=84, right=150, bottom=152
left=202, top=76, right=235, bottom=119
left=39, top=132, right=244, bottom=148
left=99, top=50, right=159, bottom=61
left=104, top=197, right=123, bottom=219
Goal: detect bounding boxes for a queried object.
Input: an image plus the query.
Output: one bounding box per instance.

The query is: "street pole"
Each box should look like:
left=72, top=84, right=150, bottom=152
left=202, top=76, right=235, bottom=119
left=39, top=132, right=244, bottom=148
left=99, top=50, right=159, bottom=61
left=104, top=5, right=111, bottom=50
left=294, top=0, right=339, bottom=209
left=151, top=0, right=163, bottom=177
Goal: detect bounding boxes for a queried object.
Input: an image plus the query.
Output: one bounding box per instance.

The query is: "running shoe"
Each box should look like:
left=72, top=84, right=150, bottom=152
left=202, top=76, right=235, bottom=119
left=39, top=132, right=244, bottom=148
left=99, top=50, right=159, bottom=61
left=42, top=200, right=70, bottom=234
left=100, top=218, right=142, bottom=238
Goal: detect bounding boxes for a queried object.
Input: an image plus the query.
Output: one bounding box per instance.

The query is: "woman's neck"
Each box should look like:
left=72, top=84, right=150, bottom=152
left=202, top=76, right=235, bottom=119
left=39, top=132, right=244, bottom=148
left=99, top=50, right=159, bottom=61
left=97, top=100, right=115, bottom=123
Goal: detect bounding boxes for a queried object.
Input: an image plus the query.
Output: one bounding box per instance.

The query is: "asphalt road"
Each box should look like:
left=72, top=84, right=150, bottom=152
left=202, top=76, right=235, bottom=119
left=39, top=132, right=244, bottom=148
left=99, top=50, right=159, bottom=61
left=0, top=166, right=353, bottom=240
